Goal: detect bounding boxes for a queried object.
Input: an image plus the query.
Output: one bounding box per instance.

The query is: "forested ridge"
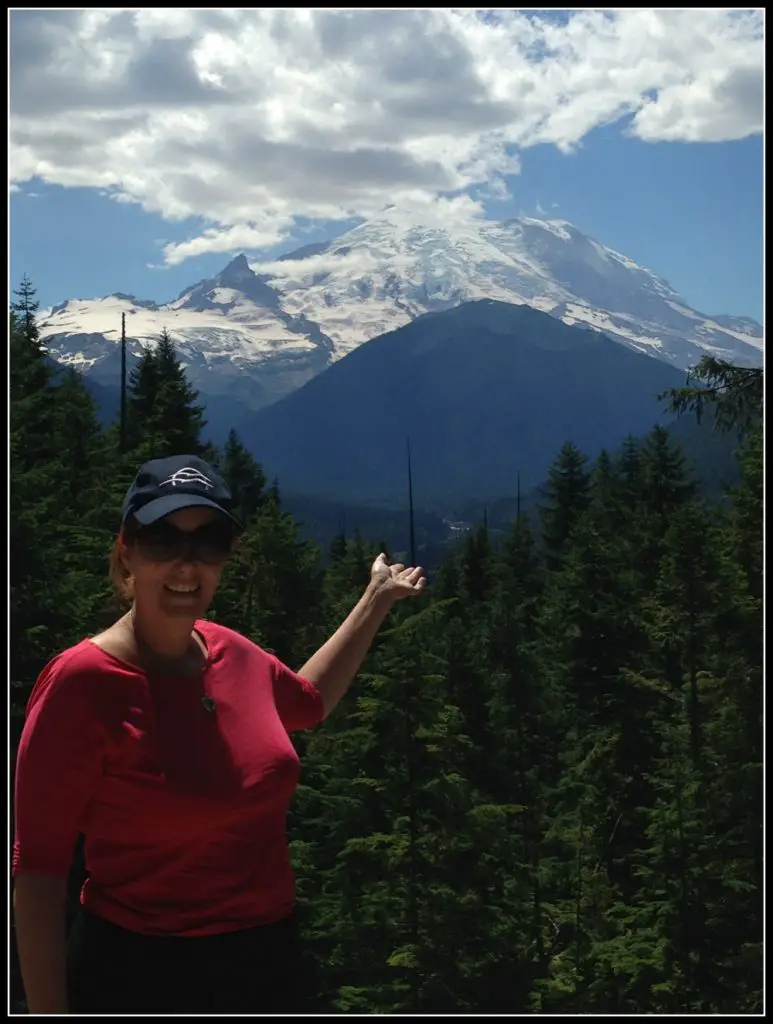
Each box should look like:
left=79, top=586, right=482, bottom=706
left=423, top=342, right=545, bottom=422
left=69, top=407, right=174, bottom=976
left=10, top=275, right=763, bottom=1014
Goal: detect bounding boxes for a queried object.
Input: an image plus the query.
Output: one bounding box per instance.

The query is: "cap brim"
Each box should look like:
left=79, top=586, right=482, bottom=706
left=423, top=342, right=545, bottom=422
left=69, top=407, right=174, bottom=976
left=131, top=494, right=242, bottom=531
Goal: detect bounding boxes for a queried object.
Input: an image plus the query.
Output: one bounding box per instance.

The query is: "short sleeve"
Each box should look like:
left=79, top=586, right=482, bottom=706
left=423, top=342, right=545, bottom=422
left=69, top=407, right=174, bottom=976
left=13, top=657, right=109, bottom=878
left=270, top=656, right=325, bottom=733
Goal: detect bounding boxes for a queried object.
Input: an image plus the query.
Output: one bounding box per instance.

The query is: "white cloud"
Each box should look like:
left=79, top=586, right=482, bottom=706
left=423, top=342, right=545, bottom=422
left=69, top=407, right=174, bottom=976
left=162, top=219, right=295, bottom=266
left=252, top=247, right=382, bottom=288
left=10, top=9, right=763, bottom=263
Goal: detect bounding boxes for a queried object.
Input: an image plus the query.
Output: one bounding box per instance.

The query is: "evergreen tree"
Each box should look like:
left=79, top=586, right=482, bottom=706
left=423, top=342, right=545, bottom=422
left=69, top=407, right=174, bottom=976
left=12, top=274, right=41, bottom=347
left=633, top=426, right=698, bottom=592
left=10, top=297, right=71, bottom=685
left=661, top=355, right=762, bottom=435
left=483, top=515, right=562, bottom=1011
left=126, top=328, right=206, bottom=458
left=153, top=328, right=207, bottom=453
left=539, top=442, right=591, bottom=570
left=639, top=426, right=697, bottom=524
left=724, top=424, right=762, bottom=599
left=10, top=284, right=56, bottom=468
left=590, top=448, right=615, bottom=507
left=328, top=531, right=349, bottom=565
left=212, top=486, right=323, bottom=667
left=457, top=523, right=495, bottom=606
left=53, top=369, right=109, bottom=511
left=49, top=367, right=118, bottom=634
left=125, top=344, right=160, bottom=452
left=322, top=531, right=376, bottom=618
left=217, top=428, right=267, bottom=526
left=588, top=448, right=630, bottom=534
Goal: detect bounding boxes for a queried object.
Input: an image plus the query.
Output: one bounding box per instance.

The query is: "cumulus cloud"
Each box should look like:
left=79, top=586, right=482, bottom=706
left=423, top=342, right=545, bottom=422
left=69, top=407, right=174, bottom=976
left=162, top=219, right=295, bottom=266
left=252, top=248, right=383, bottom=288
left=10, top=8, right=763, bottom=263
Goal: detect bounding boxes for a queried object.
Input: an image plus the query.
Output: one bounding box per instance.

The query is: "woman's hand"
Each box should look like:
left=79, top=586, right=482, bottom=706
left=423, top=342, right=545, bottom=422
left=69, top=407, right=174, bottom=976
left=369, top=553, right=427, bottom=603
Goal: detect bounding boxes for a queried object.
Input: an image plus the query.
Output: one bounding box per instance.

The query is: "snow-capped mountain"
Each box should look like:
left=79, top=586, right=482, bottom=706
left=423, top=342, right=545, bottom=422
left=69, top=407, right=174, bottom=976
left=41, top=255, right=334, bottom=410
left=39, top=215, right=763, bottom=412
left=264, top=215, right=763, bottom=367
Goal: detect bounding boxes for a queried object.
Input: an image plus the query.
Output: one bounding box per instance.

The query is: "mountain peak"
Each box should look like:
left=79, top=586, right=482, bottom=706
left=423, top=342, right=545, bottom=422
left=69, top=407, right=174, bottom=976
left=223, top=252, right=249, bottom=269
left=169, top=250, right=283, bottom=313
left=217, top=253, right=252, bottom=284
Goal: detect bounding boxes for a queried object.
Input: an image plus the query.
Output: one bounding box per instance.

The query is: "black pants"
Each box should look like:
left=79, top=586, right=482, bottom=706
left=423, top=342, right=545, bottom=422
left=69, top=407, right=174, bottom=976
left=67, top=907, right=316, bottom=1014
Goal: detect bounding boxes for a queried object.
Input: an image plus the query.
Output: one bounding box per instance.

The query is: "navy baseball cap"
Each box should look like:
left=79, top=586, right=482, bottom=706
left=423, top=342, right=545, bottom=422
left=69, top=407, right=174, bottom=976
left=122, top=455, right=242, bottom=531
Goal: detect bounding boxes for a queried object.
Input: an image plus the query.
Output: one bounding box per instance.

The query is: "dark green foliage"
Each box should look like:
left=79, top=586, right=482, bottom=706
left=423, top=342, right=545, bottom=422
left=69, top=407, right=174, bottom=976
left=538, top=441, right=591, bottom=569
left=126, top=327, right=207, bottom=458
left=217, top=429, right=267, bottom=525
left=661, top=354, right=762, bottom=436
left=10, top=279, right=762, bottom=1014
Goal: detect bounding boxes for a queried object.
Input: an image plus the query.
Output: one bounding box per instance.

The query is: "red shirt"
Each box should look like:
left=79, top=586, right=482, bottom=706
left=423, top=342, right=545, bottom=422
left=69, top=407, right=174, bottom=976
left=12, top=620, right=324, bottom=937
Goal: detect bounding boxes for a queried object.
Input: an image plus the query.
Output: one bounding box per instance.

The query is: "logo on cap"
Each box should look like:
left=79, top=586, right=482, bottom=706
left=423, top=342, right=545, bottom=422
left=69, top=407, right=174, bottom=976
left=159, top=467, right=214, bottom=490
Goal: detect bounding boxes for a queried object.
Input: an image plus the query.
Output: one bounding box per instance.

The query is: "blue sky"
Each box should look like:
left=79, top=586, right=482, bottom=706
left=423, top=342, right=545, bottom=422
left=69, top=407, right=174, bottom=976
left=10, top=9, right=764, bottom=322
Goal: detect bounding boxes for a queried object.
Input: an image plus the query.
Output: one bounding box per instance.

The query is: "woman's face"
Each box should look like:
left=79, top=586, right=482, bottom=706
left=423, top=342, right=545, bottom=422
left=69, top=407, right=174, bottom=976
left=120, top=506, right=235, bottom=620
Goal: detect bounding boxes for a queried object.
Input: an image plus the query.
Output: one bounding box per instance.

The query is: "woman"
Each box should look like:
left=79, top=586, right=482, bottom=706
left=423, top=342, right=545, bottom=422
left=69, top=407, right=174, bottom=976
left=13, top=454, right=426, bottom=1014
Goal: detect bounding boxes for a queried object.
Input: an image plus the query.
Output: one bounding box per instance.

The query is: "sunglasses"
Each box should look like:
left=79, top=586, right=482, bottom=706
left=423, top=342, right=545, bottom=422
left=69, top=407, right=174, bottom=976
left=133, top=520, right=236, bottom=565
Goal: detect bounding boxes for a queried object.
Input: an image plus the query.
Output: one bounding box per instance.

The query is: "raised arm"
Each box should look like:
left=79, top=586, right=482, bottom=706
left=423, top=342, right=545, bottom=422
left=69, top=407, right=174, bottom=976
left=298, top=553, right=426, bottom=718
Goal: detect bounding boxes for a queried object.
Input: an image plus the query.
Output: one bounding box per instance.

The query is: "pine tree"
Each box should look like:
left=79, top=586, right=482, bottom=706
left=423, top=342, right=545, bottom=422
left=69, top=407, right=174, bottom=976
left=50, top=367, right=117, bottom=630
left=650, top=502, right=724, bottom=773
left=10, top=293, right=72, bottom=684
left=633, top=426, right=698, bottom=591
left=294, top=599, right=486, bottom=1013
left=590, top=448, right=615, bottom=503
left=322, top=531, right=376, bottom=619
left=153, top=328, right=207, bottom=454
left=482, top=515, right=562, bottom=1011
left=701, top=425, right=762, bottom=1011
left=126, top=328, right=206, bottom=458
left=539, top=442, right=591, bottom=571
left=212, top=486, right=323, bottom=668
left=457, top=523, right=495, bottom=606
left=725, top=424, right=762, bottom=599
left=588, top=448, right=629, bottom=534
left=639, top=426, right=697, bottom=525
left=328, top=531, right=348, bottom=565
left=53, top=369, right=108, bottom=510
left=217, top=429, right=267, bottom=526
left=435, top=526, right=497, bottom=797
left=661, top=355, right=762, bottom=435
left=11, top=274, right=41, bottom=347
left=125, top=344, right=159, bottom=452
left=10, top=283, right=56, bottom=469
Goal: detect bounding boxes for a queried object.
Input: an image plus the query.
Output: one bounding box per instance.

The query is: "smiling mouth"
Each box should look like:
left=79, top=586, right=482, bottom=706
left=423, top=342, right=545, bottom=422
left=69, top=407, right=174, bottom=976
left=164, top=584, right=201, bottom=595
